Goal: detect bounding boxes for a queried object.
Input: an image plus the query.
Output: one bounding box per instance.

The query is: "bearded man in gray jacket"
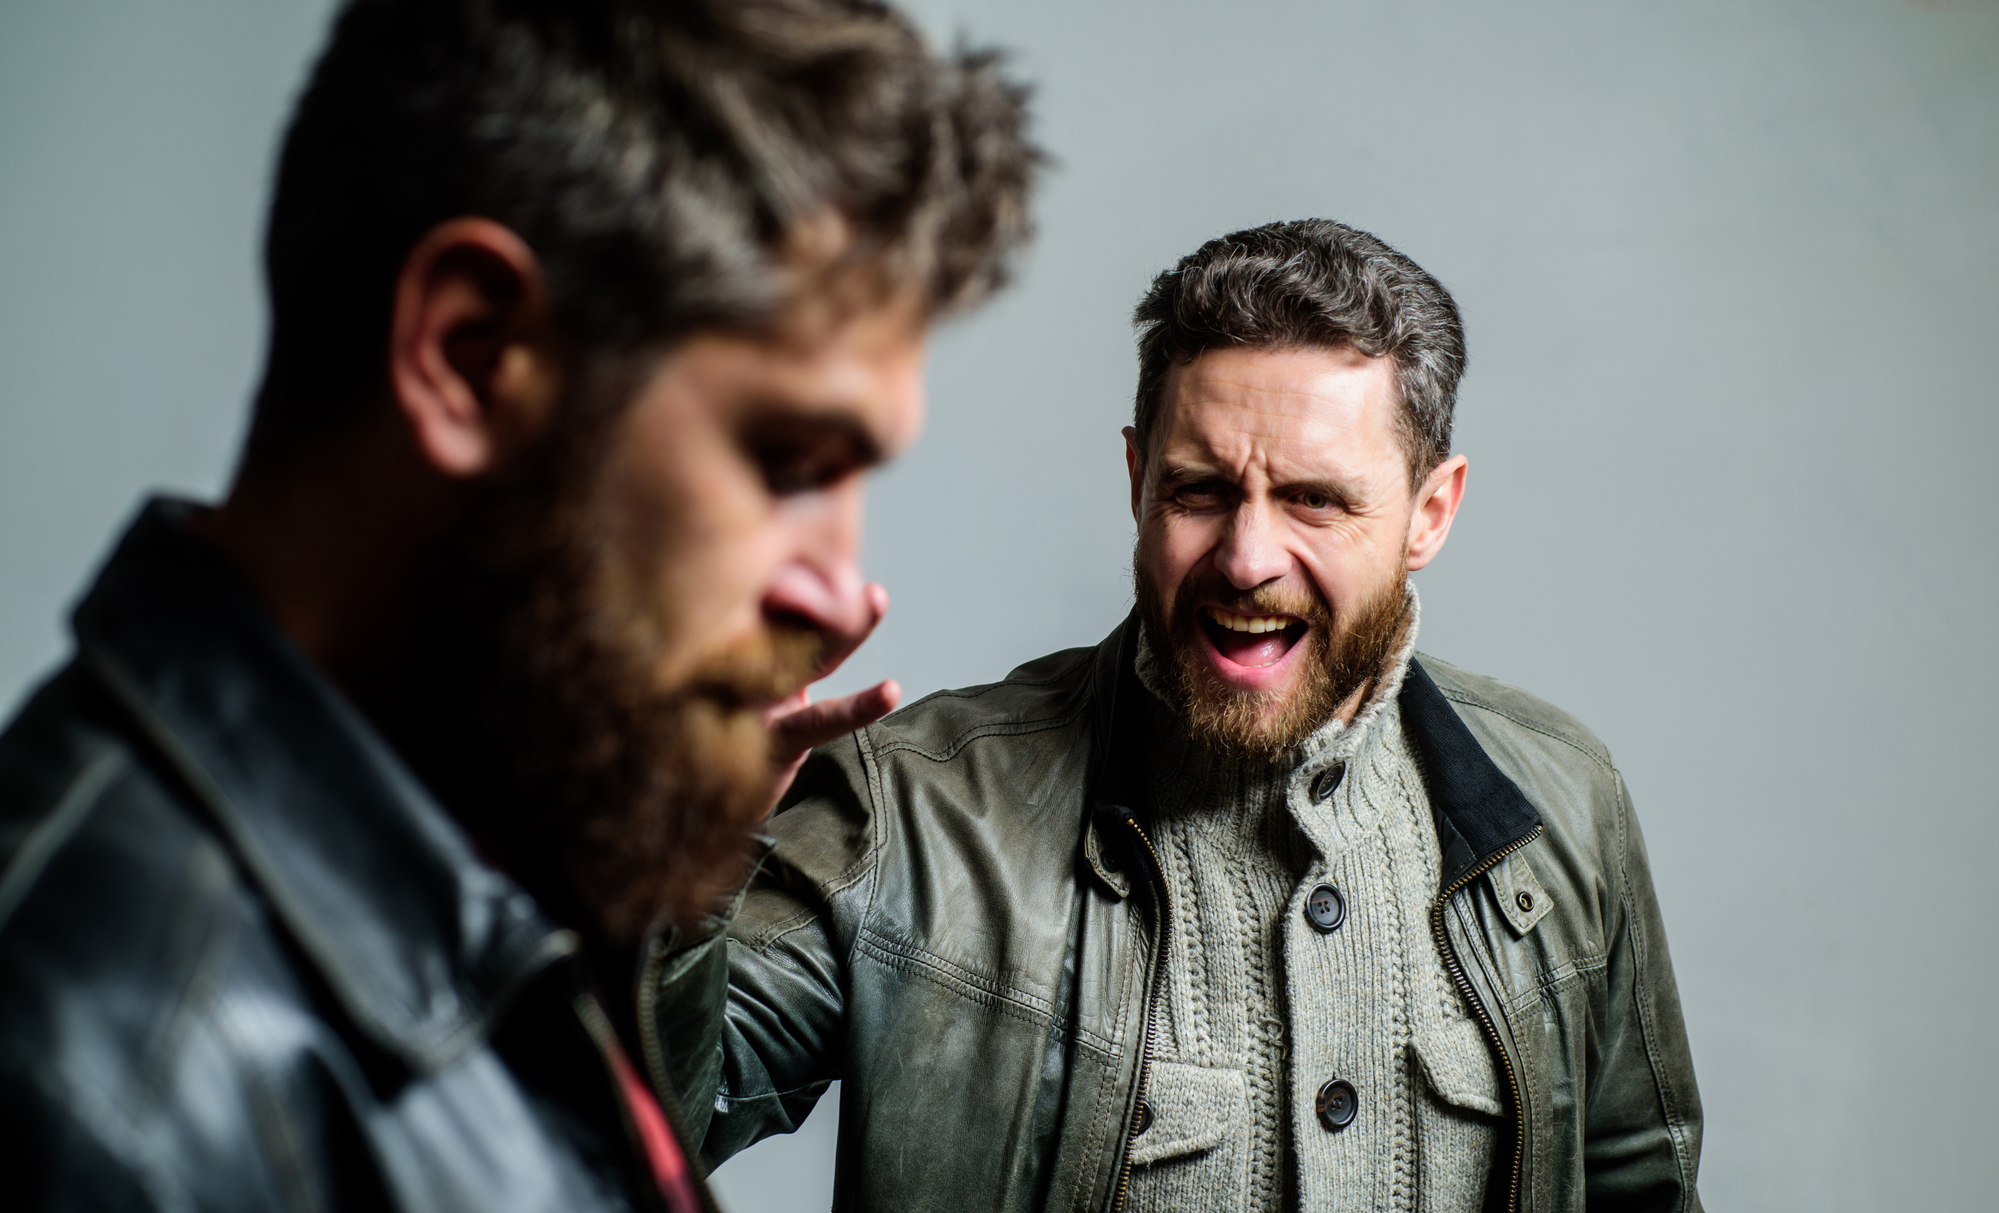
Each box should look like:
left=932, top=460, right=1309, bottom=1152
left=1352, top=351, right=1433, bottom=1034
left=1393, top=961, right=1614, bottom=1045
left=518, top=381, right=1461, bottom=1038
left=656, top=219, right=1703, bottom=1212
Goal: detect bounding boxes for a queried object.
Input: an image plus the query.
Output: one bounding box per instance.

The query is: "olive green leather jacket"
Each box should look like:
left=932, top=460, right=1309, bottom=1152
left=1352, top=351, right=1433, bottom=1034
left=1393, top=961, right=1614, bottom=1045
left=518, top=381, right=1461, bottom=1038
left=651, top=618, right=1702, bottom=1212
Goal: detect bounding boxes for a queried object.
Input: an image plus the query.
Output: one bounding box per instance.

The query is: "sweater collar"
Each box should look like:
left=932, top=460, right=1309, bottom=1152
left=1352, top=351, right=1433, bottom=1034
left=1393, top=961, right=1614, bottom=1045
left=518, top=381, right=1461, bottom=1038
left=1087, top=591, right=1540, bottom=896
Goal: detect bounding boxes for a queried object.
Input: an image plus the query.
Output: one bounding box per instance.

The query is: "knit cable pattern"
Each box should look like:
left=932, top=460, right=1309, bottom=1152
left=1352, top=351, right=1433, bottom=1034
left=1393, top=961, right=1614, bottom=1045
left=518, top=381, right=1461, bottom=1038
left=1124, top=590, right=1500, bottom=1213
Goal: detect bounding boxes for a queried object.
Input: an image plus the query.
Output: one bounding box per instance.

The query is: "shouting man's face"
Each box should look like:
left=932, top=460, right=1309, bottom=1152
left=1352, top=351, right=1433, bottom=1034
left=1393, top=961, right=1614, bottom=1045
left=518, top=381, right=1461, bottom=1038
left=1127, top=345, right=1466, bottom=757
left=385, top=300, right=926, bottom=944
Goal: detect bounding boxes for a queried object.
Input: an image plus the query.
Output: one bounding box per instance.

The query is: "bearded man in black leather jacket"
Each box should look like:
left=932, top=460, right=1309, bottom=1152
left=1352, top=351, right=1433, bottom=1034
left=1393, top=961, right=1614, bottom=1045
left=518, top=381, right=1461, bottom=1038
left=0, top=2, right=1036, bottom=1209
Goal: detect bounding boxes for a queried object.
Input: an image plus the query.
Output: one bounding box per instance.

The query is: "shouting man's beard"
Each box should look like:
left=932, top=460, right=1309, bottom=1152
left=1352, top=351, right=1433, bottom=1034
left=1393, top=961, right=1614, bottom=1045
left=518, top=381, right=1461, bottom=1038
left=370, top=424, right=819, bottom=947
left=1136, top=558, right=1411, bottom=759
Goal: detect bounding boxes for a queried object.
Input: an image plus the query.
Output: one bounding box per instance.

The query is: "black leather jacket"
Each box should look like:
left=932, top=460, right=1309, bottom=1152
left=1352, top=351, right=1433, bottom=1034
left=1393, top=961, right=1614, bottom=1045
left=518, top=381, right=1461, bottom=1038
left=658, top=619, right=1703, bottom=1212
left=0, top=501, right=712, bottom=1212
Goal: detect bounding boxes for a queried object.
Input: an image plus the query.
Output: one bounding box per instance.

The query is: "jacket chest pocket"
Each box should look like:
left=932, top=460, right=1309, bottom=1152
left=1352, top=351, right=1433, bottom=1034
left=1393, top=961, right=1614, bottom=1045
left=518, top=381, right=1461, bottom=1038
left=1413, top=1017, right=1503, bottom=1118
left=1124, top=1062, right=1249, bottom=1212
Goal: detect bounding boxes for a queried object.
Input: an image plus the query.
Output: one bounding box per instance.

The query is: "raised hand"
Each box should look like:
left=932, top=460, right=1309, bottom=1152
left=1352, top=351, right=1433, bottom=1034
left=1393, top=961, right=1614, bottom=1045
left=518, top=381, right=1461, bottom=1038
left=762, top=581, right=900, bottom=815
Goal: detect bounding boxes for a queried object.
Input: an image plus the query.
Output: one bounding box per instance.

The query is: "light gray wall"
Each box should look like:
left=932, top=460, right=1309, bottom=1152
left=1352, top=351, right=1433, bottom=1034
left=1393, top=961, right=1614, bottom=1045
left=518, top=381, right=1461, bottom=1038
left=2, top=2, right=1994, bottom=1209
left=0, top=0, right=335, bottom=710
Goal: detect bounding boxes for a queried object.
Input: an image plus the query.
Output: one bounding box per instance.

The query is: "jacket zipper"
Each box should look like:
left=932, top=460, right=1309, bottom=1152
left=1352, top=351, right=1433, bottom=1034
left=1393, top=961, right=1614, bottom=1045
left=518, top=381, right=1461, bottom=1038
left=1429, top=825, right=1542, bottom=1213
left=572, top=990, right=676, bottom=1213
left=1109, top=814, right=1171, bottom=1213
left=637, top=934, right=673, bottom=1112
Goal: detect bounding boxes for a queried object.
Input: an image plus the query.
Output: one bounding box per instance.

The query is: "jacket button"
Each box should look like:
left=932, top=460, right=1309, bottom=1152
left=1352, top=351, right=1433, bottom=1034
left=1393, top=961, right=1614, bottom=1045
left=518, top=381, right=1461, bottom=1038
left=1516, top=890, right=1534, bottom=913
left=1304, top=883, right=1346, bottom=933
left=1310, top=762, right=1346, bottom=801
left=1316, top=1078, right=1358, bottom=1130
left=1133, top=1099, right=1154, bottom=1135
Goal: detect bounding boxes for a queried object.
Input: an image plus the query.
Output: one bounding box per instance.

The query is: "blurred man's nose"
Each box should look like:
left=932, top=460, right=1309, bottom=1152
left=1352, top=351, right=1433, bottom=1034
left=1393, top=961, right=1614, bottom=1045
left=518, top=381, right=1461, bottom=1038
left=761, top=490, right=869, bottom=639
left=763, top=558, right=868, bottom=639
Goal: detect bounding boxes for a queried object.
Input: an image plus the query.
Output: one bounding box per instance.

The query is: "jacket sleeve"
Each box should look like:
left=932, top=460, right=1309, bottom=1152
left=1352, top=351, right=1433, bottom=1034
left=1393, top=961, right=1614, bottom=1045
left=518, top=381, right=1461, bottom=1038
left=1583, top=773, right=1704, bottom=1211
left=652, top=734, right=877, bottom=1166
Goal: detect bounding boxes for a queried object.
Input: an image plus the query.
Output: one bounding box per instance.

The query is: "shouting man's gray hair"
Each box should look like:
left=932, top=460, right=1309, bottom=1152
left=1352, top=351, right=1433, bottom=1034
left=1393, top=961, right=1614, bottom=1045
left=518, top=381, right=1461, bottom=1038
left=1132, top=219, right=1466, bottom=487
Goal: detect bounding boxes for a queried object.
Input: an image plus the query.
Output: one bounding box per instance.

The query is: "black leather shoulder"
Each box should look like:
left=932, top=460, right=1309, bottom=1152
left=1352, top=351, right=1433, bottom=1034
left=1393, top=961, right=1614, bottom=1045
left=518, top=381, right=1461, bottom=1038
left=0, top=662, right=351, bottom=1209
left=1, top=503, right=662, bottom=1213
left=0, top=662, right=183, bottom=936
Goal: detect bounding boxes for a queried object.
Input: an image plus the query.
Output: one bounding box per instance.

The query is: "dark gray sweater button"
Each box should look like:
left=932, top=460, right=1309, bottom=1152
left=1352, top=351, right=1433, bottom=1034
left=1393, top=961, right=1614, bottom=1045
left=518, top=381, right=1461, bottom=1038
left=1132, top=1099, right=1153, bottom=1135
left=1316, top=1078, right=1358, bottom=1130
left=1304, top=883, right=1346, bottom=933
left=1310, top=762, right=1346, bottom=801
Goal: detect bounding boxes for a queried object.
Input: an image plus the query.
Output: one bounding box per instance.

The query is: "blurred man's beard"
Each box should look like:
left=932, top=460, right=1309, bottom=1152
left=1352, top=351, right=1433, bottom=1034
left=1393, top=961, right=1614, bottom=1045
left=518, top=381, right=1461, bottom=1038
left=370, top=425, right=820, bottom=947
left=1134, top=556, right=1411, bottom=759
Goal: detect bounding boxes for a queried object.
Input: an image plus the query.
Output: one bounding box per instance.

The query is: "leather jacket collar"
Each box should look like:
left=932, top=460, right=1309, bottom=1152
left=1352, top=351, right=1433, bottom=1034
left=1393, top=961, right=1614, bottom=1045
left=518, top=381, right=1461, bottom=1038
left=71, top=498, right=578, bottom=1075
left=1399, top=657, right=1543, bottom=889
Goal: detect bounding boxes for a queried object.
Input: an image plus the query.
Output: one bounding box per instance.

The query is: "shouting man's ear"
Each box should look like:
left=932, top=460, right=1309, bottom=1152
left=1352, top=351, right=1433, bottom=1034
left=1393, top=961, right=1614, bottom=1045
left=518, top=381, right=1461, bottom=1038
left=1123, top=426, right=1146, bottom=523
left=1405, top=454, right=1468, bottom=572
left=388, top=217, right=564, bottom=479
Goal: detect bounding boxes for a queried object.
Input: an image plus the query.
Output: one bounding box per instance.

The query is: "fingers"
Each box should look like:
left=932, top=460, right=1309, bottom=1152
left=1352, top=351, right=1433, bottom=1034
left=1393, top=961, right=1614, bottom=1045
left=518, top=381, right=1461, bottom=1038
left=760, top=686, right=810, bottom=730
left=762, top=585, right=893, bottom=814
left=768, top=679, right=902, bottom=760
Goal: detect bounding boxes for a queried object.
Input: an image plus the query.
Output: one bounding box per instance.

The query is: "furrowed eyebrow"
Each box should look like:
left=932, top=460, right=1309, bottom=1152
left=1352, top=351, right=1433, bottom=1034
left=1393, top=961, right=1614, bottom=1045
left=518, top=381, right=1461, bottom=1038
left=1154, top=460, right=1229, bottom=486
left=1155, top=458, right=1372, bottom=514
left=1280, top=476, right=1363, bottom=508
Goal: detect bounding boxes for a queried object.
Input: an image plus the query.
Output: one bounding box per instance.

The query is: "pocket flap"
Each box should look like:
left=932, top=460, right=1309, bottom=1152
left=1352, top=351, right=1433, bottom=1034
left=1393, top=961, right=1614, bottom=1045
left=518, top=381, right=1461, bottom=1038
left=1129, top=1062, right=1246, bottom=1166
left=1413, top=1021, right=1503, bottom=1118
left=1487, top=854, right=1552, bottom=937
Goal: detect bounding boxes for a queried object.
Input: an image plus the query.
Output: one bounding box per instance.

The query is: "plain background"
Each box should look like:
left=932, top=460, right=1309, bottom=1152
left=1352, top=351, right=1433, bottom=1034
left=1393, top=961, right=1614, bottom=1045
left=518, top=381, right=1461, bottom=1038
left=3, top=1, right=1995, bottom=1208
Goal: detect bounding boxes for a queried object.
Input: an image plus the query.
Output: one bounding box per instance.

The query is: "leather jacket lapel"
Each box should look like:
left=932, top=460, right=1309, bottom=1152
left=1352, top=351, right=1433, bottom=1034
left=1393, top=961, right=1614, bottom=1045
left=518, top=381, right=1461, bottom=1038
left=72, top=499, right=576, bottom=1076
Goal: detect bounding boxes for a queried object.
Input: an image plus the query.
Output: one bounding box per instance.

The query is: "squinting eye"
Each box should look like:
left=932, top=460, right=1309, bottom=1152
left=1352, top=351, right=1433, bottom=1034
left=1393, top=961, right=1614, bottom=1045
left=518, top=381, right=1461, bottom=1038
left=1299, top=492, right=1332, bottom=510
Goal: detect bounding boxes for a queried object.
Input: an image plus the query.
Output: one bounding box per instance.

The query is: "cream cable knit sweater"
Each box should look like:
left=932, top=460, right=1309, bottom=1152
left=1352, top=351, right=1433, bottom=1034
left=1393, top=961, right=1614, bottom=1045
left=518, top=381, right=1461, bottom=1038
left=1125, top=592, right=1501, bottom=1212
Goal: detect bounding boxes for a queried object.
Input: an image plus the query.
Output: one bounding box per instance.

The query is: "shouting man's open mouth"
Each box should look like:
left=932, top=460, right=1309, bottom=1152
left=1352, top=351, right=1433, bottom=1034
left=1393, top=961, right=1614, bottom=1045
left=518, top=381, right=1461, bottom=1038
left=1199, top=605, right=1311, bottom=687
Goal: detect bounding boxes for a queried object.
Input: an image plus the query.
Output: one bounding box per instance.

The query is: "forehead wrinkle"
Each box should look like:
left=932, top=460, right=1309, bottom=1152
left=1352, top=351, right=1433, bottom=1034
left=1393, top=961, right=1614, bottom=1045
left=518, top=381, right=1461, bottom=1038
left=1160, top=400, right=1373, bottom=494
left=1159, top=358, right=1402, bottom=497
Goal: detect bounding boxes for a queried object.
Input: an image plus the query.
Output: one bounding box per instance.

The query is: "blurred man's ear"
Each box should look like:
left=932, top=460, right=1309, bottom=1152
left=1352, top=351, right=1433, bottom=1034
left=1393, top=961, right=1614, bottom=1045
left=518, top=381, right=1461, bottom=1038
left=388, top=217, right=564, bottom=480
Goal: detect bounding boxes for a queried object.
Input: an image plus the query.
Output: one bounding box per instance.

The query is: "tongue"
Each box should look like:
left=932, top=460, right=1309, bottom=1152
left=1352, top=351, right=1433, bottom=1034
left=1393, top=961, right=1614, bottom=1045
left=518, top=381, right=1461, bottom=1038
left=1211, top=625, right=1295, bottom=669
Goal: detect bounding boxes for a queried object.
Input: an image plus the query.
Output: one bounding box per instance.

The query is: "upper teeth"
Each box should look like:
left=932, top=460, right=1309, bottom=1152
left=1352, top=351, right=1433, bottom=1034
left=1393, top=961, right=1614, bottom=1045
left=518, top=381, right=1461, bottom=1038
left=1209, top=608, right=1291, bottom=634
